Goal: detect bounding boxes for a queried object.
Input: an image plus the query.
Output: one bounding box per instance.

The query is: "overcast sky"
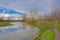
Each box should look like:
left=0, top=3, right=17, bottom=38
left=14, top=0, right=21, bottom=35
left=0, top=0, right=60, bottom=14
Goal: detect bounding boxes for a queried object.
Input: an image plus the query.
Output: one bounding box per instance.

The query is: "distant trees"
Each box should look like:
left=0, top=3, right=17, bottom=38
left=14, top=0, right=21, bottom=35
left=0, top=17, right=3, bottom=21
left=49, top=9, right=60, bottom=22
left=44, top=8, right=60, bottom=22
left=25, top=8, right=60, bottom=22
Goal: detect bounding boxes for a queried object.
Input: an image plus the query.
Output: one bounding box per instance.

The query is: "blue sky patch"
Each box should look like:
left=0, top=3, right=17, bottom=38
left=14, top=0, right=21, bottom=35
left=0, top=6, right=23, bottom=14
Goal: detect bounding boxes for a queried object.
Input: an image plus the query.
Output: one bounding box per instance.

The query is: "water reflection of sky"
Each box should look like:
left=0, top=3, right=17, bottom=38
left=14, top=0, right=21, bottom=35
left=0, top=27, right=24, bottom=36
left=0, top=22, right=40, bottom=40
left=0, top=28, right=22, bottom=33
left=0, top=22, right=24, bottom=36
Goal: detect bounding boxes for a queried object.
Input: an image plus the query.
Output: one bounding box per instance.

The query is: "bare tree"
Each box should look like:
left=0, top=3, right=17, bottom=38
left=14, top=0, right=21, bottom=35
left=50, top=9, right=60, bottom=22
left=28, top=8, right=39, bottom=21
left=23, top=13, right=26, bottom=22
left=44, top=8, right=60, bottom=24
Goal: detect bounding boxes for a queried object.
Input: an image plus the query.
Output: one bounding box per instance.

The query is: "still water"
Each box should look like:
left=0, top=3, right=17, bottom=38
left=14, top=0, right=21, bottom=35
left=0, top=22, right=40, bottom=40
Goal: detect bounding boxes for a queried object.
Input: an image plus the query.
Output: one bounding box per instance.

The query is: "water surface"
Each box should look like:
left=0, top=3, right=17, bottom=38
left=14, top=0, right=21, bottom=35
left=0, top=22, right=40, bottom=40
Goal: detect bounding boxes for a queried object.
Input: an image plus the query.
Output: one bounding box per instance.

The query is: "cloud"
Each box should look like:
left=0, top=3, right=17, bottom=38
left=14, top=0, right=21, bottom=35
left=0, top=13, right=23, bottom=20
left=0, top=0, right=55, bottom=14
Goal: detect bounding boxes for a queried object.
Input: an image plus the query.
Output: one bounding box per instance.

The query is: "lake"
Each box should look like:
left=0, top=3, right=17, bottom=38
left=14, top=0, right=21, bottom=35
left=0, top=22, right=40, bottom=40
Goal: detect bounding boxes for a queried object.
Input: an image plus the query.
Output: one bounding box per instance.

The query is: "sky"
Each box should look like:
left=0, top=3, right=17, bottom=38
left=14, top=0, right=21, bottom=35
left=0, top=6, right=23, bottom=14
left=0, top=0, right=60, bottom=14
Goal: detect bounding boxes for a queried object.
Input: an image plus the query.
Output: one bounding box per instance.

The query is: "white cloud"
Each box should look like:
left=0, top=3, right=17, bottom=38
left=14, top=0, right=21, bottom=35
left=0, top=13, right=23, bottom=20
left=0, top=13, right=10, bottom=17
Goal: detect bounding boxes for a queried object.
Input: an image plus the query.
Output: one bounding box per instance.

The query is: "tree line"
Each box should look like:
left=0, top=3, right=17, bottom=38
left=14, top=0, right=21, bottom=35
left=23, top=8, right=60, bottom=22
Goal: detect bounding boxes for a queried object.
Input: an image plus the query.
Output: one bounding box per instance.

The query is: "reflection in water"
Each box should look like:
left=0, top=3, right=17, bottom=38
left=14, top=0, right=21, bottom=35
left=0, top=22, right=40, bottom=40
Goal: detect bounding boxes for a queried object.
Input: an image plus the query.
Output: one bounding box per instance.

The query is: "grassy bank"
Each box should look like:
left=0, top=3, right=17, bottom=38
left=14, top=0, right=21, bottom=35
left=26, top=21, right=40, bottom=27
left=26, top=21, right=60, bottom=40
left=27, top=21, right=60, bottom=31
left=34, top=29, right=55, bottom=40
left=26, top=21, right=54, bottom=40
left=0, top=21, right=12, bottom=27
left=43, top=21, right=60, bottom=31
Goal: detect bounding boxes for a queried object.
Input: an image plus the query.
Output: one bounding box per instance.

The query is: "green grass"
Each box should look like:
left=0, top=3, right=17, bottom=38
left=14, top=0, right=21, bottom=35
left=55, top=23, right=60, bottom=31
left=26, top=21, right=40, bottom=27
left=34, top=29, right=55, bottom=40
left=26, top=21, right=59, bottom=40
left=43, top=21, right=60, bottom=31
left=43, top=21, right=55, bottom=26
left=27, top=21, right=55, bottom=40
left=0, top=22, right=12, bottom=27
